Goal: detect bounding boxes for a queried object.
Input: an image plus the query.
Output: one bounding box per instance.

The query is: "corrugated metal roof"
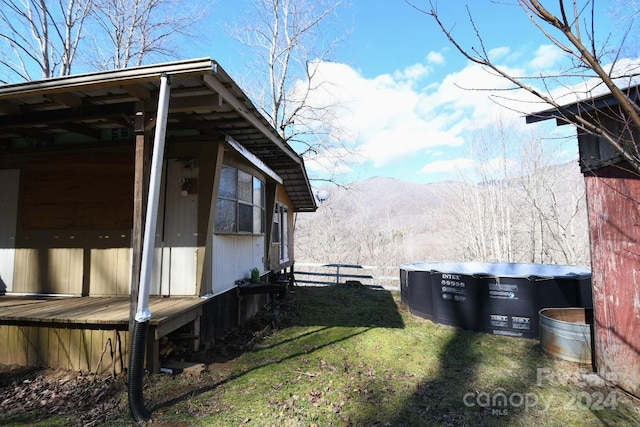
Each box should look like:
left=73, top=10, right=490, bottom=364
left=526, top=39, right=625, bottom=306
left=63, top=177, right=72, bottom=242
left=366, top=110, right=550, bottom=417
left=0, top=57, right=317, bottom=212
left=525, top=84, right=640, bottom=125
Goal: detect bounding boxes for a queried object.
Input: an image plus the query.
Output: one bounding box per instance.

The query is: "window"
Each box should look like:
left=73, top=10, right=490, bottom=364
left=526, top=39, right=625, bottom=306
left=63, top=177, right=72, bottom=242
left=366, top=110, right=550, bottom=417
left=215, top=165, right=265, bottom=234
left=273, top=203, right=290, bottom=262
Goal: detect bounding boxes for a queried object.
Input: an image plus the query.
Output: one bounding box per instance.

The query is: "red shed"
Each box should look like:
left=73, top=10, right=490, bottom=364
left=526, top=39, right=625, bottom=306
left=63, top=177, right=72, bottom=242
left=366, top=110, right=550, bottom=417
left=527, top=87, right=640, bottom=398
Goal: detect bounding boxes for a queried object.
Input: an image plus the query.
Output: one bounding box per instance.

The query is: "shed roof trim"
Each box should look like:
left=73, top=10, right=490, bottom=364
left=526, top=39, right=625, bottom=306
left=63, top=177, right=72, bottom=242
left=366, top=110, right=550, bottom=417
left=525, top=84, right=640, bottom=124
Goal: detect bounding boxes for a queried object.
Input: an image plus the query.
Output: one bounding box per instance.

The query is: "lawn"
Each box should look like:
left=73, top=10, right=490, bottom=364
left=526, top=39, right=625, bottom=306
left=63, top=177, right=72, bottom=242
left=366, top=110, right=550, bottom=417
left=5, top=284, right=640, bottom=426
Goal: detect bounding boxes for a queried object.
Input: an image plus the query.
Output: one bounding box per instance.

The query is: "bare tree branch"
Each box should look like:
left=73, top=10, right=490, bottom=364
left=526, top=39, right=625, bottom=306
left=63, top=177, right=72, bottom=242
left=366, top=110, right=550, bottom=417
left=410, top=0, right=640, bottom=173
left=89, top=0, right=205, bottom=70
left=229, top=0, right=352, bottom=184
left=0, top=0, right=206, bottom=80
left=0, top=0, right=92, bottom=79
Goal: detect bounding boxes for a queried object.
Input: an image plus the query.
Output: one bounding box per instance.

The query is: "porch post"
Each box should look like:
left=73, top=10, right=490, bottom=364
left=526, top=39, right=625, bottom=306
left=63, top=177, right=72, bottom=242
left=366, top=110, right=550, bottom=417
left=129, top=103, right=147, bottom=334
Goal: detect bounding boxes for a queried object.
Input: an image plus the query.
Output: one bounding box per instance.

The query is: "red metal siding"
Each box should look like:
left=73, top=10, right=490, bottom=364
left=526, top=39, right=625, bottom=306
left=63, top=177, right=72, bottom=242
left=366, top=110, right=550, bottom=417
left=584, top=165, right=640, bottom=397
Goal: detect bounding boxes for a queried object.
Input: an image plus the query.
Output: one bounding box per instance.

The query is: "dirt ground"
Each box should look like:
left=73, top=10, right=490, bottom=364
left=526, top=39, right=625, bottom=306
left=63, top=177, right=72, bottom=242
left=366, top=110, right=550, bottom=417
left=0, top=306, right=283, bottom=426
left=0, top=363, right=124, bottom=426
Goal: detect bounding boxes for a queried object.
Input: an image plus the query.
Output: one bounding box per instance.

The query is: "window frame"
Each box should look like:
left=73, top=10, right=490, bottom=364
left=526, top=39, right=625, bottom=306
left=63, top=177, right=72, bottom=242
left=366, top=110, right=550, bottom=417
left=273, top=203, right=290, bottom=263
left=215, top=165, right=265, bottom=235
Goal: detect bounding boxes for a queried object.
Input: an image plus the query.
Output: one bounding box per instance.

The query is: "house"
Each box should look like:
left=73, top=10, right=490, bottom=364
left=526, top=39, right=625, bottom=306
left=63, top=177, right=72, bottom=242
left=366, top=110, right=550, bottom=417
left=0, top=58, right=317, bottom=374
left=527, top=86, right=640, bottom=398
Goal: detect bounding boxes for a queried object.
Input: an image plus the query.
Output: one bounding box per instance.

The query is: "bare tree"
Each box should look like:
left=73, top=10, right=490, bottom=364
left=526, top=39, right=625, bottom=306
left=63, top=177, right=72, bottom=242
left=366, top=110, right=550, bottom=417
left=0, top=0, right=93, bottom=82
left=229, top=0, right=352, bottom=182
left=412, top=0, right=640, bottom=174
left=88, top=0, right=203, bottom=70
left=449, top=117, right=589, bottom=265
left=450, top=118, right=520, bottom=263
left=0, top=0, right=207, bottom=82
left=515, top=131, right=590, bottom=264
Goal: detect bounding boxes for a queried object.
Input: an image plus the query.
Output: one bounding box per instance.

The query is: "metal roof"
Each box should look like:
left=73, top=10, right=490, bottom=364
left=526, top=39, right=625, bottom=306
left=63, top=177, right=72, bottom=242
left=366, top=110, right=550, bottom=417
left=525, top=84, right=640, bottom=125
left=0, top=57, right=317, bottom=212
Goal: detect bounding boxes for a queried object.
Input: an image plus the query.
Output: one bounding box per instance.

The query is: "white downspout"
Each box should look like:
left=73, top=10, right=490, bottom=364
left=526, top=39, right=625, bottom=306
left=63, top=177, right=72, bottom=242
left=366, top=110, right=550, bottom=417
left=129, top=72, right=172, bottom=422
left=136, top=73, right=171, bottom=322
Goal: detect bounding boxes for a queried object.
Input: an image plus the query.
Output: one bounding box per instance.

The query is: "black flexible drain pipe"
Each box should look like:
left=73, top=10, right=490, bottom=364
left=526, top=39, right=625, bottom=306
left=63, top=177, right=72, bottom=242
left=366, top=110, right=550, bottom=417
left=128, top=320, right=151, bottom=422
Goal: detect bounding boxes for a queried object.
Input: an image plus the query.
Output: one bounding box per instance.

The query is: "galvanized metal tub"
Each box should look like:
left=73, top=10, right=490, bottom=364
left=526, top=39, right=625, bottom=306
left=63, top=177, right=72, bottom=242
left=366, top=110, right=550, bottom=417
left=539, top=308, right=593, bottom=364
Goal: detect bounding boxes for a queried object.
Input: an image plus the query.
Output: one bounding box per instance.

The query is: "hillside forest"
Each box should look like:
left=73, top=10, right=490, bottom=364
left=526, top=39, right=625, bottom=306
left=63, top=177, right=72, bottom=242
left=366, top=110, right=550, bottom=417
left=294, top=124, right=590, bottom=270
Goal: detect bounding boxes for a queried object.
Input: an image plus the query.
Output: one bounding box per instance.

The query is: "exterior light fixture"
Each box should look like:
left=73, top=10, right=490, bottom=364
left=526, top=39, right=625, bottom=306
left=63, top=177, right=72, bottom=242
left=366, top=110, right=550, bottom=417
left=316, top=189, right=329, bottom=203
left=178, top=177, right=193, bottom=196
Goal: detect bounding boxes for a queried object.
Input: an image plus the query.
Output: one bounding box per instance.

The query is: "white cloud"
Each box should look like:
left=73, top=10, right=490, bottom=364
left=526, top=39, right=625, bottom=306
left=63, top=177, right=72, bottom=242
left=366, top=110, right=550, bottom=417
left=393, top=62, right=432, bottom=82
left=427, top=50, right=445, bottom=65
left=529, top=44, right=564, bottom=70
left=488, top=46, right=510, bottom=61
left=296, top=58, right=536, bottom=170
left=421, top=157, right=475, bottom=175
left=294, top=44, right=636, bottom=179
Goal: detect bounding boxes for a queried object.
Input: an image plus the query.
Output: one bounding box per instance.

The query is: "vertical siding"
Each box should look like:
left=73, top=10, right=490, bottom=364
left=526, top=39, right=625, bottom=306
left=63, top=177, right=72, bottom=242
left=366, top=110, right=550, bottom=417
left=0, top=324, right=128, bottom=374
left=13, top=248, right=83, bottom=295
left=0, top=169, right=19, bottom=292
left=150, top=160, right=199, bottom=296
left=585, top=167, right=640, bottom=397
left=212, top=234, right=264, bottom=293
left=89, top=248, right=131, bottom=295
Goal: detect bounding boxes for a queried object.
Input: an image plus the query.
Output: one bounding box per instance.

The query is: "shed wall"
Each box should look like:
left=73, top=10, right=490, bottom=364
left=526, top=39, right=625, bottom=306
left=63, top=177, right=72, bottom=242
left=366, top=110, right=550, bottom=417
left=584, top=165, right=640, bottom=396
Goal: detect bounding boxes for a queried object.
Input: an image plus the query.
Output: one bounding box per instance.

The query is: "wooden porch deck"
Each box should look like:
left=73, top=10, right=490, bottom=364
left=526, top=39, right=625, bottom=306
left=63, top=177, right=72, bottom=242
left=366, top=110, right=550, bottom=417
left=0, top=295, right=206, bottom=374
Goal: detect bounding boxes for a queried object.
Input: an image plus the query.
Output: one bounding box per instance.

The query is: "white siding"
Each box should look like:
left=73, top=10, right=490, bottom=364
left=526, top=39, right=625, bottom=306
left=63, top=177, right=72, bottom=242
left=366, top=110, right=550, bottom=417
left=212, top=234, right=265, bottom=294
left=150, top=160, right=198, bottom=296
left=0, top=169, right=19, bottom=293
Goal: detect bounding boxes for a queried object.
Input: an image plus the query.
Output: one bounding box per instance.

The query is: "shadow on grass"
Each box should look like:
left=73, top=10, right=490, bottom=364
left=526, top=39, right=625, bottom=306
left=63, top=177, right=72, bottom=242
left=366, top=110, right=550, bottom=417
left=290, top=284, right=405, bottom=329
left=351, top=327, right=548, bottom=426
left=148, top=285, right=639, bottom=425
left=150, top=284, right=404, bottom=413
left=349, top=307, right=639, bottom=426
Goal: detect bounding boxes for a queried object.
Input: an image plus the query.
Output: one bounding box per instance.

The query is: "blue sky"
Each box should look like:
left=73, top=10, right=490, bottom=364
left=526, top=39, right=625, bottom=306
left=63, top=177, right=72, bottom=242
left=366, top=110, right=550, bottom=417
left=181, top=0, right=627, bottom=185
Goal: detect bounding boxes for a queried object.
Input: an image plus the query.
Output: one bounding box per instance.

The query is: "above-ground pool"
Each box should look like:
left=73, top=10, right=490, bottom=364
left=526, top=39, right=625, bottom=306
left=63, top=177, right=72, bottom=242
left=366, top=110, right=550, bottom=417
left=399, top=262, right=592, bottom=339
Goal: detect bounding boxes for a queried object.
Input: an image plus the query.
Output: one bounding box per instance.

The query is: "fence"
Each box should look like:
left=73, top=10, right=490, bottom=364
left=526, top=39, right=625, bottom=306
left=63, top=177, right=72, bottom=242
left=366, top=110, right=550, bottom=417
left=293, top=262, right=400, bottom=290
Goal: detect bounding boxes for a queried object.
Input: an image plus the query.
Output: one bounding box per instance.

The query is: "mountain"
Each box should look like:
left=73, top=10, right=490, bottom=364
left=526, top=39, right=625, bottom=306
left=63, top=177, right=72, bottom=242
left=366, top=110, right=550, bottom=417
left=294, top=162, right=590, bottom=268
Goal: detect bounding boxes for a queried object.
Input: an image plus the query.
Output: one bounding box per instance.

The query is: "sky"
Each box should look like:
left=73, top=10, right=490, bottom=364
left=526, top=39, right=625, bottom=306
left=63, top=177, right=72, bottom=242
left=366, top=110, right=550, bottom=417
left=167, top=1, right=630, bottom=184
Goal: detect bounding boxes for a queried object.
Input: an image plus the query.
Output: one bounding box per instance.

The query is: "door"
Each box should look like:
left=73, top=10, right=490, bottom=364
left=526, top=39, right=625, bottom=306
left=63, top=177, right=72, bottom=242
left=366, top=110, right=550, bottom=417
left=151, top=160, right=198, bottom=296
left=0, top=169, right=19, bottom=293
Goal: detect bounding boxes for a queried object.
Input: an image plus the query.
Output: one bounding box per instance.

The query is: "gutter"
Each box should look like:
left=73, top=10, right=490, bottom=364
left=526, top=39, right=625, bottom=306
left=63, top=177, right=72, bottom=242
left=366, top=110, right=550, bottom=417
left=128, top=72, right=171, bottom=423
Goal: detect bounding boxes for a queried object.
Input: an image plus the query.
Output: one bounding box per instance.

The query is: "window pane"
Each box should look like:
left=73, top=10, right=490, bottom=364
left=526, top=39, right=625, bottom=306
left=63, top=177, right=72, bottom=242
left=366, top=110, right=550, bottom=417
left=238, top=203, right=253, bottom=232
left=215, top=199, right=236, bottom=232
left=272, top=207, right=280, bottom=242
left=253, top=177, right=264, bottom=207
left=238, top=170, right=252, bottom=202
left=253, top=206, right=264, bottom=233
left=219, top=166, right=237, bottom=199
left=281, top=206, right=289, bottom=261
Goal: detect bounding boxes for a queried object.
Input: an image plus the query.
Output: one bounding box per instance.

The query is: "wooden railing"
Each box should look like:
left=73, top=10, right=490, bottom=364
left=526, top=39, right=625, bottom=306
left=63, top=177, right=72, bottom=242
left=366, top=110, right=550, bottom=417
left=293, top=262, right=400, bottom=290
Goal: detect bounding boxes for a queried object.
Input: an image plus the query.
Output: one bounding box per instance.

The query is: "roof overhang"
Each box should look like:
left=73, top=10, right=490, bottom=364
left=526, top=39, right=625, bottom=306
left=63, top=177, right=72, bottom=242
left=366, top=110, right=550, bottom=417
left=0, top=57, right=317, bottom=212
left=525, top=84, right=640, bottom=126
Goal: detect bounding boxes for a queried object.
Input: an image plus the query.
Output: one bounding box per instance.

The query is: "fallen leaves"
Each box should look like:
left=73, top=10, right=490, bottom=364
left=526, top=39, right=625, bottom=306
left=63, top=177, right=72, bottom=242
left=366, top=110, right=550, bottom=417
left=0, top=364, right=122, bottom=426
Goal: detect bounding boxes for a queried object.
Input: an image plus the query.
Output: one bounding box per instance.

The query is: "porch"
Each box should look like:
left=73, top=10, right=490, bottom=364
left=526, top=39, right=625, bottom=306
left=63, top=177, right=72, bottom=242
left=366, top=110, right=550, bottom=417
left=0, top=295, right=205, bottom=374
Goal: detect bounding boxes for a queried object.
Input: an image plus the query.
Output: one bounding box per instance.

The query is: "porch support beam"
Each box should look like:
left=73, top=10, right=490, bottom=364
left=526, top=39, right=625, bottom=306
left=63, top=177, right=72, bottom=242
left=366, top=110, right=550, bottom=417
left=129, top=102, right=148, bottom=334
